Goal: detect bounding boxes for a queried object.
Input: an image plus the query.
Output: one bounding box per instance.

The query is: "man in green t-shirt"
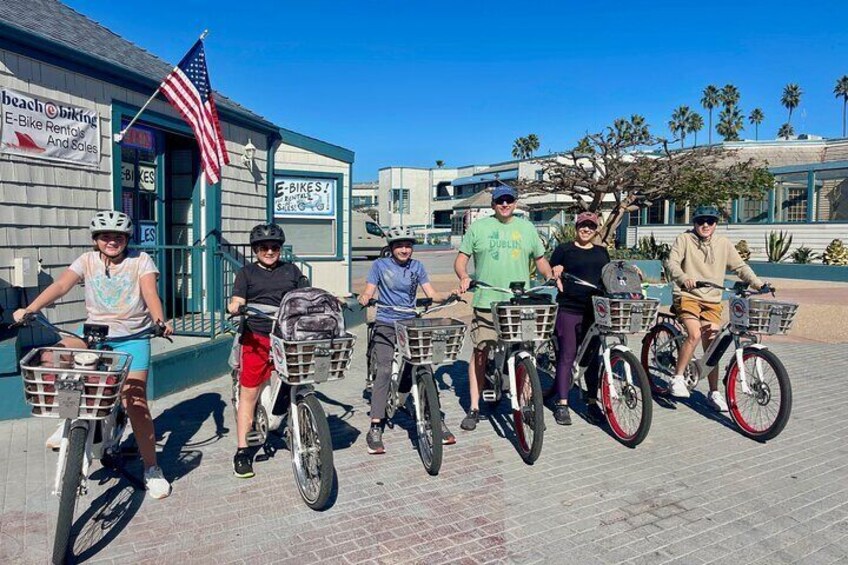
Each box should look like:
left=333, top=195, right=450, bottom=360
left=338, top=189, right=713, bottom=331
left=454, top=185, right=552, bottom=431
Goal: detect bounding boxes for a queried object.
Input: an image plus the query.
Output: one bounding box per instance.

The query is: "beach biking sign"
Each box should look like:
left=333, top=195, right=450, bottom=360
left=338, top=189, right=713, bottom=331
left=274, top=177, right=336, bottom=218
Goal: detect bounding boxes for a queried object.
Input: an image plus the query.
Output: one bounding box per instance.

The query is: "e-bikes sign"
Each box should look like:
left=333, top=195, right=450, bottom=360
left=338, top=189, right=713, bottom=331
left=0, top=88, right=100, bottom=166
left=274, top=177, right=336, bottom=218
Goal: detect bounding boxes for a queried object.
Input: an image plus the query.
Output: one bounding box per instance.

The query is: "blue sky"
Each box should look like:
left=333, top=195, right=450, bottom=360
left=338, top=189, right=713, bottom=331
left=69, top=0, right=848, bottom=181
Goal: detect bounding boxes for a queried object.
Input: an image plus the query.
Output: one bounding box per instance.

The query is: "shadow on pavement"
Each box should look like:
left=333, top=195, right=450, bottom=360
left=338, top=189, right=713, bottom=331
left=70, top=481, right=145, bottom=564
left=152, top=392, right=230, bottom=483
left=313, top=390, right=361, bottom=451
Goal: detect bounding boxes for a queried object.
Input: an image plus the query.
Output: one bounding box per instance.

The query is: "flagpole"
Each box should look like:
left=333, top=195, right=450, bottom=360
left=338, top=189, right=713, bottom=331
left=113, top=30, right=209, bottom=143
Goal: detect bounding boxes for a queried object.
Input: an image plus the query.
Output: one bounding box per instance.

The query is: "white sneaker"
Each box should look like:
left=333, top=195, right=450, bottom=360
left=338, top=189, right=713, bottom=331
left=45, top=424, right=64, bottom=450
left=668, top=375, right=690, bottom=398
left=143, top=466, right=172, bottom=499
left=707, top=391, right=729, bottom=413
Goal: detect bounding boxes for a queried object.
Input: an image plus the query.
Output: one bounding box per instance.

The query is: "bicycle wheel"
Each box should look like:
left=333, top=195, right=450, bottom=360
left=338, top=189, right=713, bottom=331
left=414, top=367, right=443, bottom=476
left=601, top=349, right=653, bottom=448
left=290, top=395, right=335, bottom=510
left=726, top=348, right=792, bottom=441
left=513, top=356, right=544, bottom=465
left=53, top=424, right=86, bottom=565
left=641, top=324, right=681, bottom=394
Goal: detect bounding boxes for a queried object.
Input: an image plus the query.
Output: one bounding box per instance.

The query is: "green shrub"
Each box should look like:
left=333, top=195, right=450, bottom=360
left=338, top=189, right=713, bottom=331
left=790, top=246, right=819, bottom=264
left=765, top=230, right=793, bottom=263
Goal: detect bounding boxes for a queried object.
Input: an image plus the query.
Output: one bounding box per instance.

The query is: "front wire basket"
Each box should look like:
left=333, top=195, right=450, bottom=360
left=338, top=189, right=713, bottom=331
left=593, top=297, right=660, bottom=334
left=492, top=303, right=558, bottom=343
left=20, top=348, right=131, bottom=420
left=730, top=298, right=799, bottom=335
left=271, top=332, right=356, bottom=385
left=395, top=318, right=467, bottom=366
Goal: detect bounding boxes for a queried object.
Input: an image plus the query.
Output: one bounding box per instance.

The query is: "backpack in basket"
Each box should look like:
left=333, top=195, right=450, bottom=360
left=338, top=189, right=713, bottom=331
left=600, top=261, right=644, bottom=299
left=276, top=287, right=345, bottom=341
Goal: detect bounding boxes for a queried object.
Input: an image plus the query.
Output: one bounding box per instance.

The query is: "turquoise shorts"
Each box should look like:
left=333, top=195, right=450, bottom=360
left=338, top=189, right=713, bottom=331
left=74, top=326, right=151, bottom=372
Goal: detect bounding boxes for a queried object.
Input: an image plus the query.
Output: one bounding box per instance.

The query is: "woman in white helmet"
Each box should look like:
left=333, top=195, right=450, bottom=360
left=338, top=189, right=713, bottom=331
left=14, top=210, right=174, bottom=499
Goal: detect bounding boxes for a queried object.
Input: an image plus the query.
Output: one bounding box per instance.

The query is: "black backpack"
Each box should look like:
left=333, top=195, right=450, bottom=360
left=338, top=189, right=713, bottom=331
left=276, top=287, right=345, bottom=341
left=601, top=261, right=644, bottom=299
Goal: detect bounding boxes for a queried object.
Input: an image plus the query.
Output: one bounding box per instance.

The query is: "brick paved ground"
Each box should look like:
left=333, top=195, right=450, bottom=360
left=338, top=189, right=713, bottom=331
left=2, top=329, right=847, bottom=564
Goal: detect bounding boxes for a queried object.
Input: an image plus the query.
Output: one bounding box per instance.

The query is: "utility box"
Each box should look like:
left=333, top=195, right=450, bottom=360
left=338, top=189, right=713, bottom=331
left=12, top=253, right=39, bottom=288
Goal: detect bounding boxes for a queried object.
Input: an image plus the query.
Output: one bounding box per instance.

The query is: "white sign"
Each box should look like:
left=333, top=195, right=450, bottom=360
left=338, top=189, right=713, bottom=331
left=274, top=177, right=335, bottom=218
left=122, top=162, right=157, bottom=191
left=0, top=88, right=100, bottom=166
left=138, top=221, right=157, bottom=247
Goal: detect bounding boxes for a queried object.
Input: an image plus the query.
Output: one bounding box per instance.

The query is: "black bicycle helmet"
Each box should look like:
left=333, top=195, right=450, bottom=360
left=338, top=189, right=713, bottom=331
left=249, top=223, right=286, bottom=246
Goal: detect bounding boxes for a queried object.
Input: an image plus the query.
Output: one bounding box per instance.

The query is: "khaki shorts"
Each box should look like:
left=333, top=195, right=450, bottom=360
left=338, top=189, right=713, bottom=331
left=470, top=308, right=498, bottom=350
left=673, top=296, right=723, bottom=325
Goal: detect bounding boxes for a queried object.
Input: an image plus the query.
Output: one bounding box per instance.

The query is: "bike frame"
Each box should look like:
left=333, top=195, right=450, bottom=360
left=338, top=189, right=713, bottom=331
left=653, top=313, right=762, bottom=392
left=568, top=325, right=637, bottom=402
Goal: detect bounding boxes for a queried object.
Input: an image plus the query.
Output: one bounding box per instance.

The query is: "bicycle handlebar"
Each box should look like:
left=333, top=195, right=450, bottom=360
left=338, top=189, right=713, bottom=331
left=694, top=280, right=775, bottom=297
left=14, top=312, right=172, bottom=343
left=360, top=293, right=465, bottom=316
left=468, top=278, right=558, bottom=295
left=227, top=305, right=276, bottom=321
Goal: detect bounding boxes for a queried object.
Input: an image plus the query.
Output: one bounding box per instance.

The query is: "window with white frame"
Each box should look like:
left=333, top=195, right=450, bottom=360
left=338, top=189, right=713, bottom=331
left=391, top=189, right=410, bottom=214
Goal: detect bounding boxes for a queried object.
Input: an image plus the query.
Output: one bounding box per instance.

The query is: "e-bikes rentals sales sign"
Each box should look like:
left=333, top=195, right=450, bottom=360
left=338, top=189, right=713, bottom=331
left=1, top=88, right=100, bottom=166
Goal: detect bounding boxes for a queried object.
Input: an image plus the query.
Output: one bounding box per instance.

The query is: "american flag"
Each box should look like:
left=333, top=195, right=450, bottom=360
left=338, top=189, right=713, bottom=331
left=160, top=40, right=230, bottom=184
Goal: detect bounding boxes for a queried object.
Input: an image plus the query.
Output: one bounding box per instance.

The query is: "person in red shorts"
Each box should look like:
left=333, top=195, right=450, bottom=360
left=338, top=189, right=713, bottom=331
left=227, top=224, right=305, bottom=478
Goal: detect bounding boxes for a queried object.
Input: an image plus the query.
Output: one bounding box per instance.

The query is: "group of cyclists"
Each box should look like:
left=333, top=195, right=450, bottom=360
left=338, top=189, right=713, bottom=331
left=11, top=183, right=769, bottom=491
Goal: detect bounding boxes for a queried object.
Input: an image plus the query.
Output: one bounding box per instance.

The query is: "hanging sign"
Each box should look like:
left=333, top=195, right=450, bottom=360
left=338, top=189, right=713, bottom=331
left=0, top=88, right=100, bottom=166
left=274, top=177, right=336, bottom=218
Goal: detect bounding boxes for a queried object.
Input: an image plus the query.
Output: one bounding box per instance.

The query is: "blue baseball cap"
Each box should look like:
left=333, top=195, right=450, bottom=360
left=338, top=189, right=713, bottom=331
left=492, top=185, right=518, bottom=201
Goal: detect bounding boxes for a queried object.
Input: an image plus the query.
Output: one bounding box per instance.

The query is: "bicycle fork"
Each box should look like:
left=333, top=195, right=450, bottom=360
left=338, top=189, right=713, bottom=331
left=53, top=420, right=92, bottom=497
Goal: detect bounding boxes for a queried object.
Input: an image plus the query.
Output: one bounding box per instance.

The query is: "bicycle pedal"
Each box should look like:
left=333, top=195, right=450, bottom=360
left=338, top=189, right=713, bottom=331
left=245, top=432, right=265, bottom=447
left=481, top=390, right=498, bottom=403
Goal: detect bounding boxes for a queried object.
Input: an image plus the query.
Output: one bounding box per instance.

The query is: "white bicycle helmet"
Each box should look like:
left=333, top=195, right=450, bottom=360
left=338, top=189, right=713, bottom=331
left=90, top=210, right=133, bottom=237
left=385, top=226, right=416, bottom=245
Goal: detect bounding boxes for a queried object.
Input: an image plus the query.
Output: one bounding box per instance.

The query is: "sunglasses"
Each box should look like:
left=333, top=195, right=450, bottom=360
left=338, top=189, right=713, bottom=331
left=695, top=217, right=717, bottom=226
left=258, top=244, right=281, bottom=252
left=494, top=197, right=516, bottom=206
left=576, top=222, right=598, bottom=230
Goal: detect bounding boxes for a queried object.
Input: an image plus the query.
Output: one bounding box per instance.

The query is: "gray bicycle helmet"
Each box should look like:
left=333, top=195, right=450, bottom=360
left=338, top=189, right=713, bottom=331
left=385, top=226, right=416, bottom=245
left=249, top=223, right=286, bottom=246
left=90, top=210, right=133, bottom=237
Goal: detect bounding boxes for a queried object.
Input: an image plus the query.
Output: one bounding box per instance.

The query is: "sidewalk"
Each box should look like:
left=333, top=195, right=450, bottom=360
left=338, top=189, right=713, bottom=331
left=2, top=323, right=847, bottom=563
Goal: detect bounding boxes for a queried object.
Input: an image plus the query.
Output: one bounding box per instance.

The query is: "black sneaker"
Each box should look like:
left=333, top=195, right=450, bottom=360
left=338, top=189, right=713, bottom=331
left=233, top=448, right=255, bottom=479
left=586, top=402, right=605, bottom=425
left=460, top=409, right=480, bottom=431
left=366, top=425, right=385, bottom=454
left=554, top=404, right=572, bottom=426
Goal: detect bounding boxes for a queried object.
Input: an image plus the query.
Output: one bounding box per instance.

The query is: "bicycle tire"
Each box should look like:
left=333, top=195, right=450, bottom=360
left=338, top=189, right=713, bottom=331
left=291, top=395, right=335, bottom=510
left=53, top=424, right=86, bottom=565
left=513, top=356, right=544, bottom=465
left=641, top=324, right=681, bottom=395
left=601, top=349, right=653, bottom=448
left=726, top=347, right=792, bottom=442
left=414, top=367, right=443, bottom=476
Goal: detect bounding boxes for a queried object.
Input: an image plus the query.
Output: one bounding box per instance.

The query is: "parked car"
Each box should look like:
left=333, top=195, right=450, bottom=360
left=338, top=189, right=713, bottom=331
left=352, top=211, right=387, bottom=259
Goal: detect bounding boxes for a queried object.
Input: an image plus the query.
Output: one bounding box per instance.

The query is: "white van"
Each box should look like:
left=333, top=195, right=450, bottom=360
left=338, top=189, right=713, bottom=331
left=351, top=211, right=387, bottom=259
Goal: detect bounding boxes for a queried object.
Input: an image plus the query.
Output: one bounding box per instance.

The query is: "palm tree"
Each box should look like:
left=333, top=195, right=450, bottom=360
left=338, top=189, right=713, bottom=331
left=668, top=105, right=692, bottom=148
left=834, top=76, right=848, bottom=137
left=687, top=113, right=704, bottom=147
left=720, top=84, right=740, bottom=107
left=781, top=83, right=803, bottom=123
left=717, top=105, right=744, bottom=141
left=748, top=108, right=765, bottom=140
left=435, top=160, right=445, bottom=168
left=701, top=85, right=720, bottom=145
left=777, top=122, right=795, bottom=140
left=525, top=134, right=540, bottom=157
left=512, top=137, right=528, bottom=159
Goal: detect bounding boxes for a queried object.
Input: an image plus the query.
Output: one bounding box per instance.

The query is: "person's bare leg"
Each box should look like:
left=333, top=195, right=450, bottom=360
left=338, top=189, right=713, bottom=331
left=674, top=317, right=703, bottom=376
